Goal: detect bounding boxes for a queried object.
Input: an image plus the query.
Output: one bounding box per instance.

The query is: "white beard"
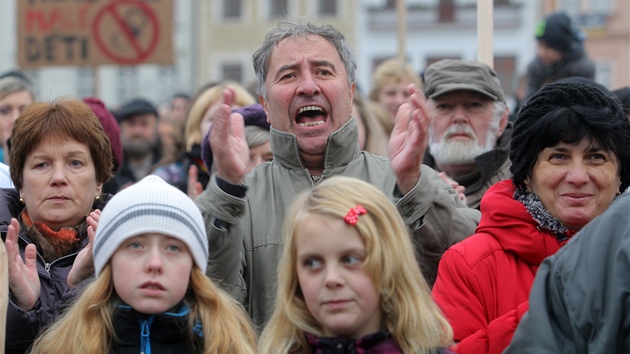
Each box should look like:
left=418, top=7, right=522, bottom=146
left=429, top=124, right=497, bottom=165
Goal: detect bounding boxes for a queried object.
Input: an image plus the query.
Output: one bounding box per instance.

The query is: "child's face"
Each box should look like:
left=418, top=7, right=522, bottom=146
left=295, top=214, right=382, bottom=339
left=111, top=233, right=193, bottom=315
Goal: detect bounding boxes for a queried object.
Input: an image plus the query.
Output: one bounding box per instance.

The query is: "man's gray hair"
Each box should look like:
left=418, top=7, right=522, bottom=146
left=253, top=20, right=357, bottom=100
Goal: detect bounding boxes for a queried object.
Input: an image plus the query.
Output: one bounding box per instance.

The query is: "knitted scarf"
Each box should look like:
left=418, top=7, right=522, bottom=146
left=19, top=211, right=86, bottom=263
left=514, top=188, right=570, bottom=242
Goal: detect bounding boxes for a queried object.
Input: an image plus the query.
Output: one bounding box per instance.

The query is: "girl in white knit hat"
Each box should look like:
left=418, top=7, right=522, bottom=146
left=30, top=175, right=257, bottom=354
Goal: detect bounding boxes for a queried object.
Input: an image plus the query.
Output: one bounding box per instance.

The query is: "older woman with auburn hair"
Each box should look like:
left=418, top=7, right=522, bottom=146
left=2, top=99, right=113, bottom=353
left=432, top=81, right=630, bottom=354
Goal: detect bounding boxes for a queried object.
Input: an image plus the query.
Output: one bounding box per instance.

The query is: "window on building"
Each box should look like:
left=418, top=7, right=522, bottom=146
left=117, top=67, right=138, bottom=104
left=493, top=56, right=517, bottom=98
left=270, top=0, right=288, bottom=17
left=223, top=0, right=242, bottom=18
left=222, top=63, right=243, bottom=83
left=77, top=67, right=95, bottom=98
left=438, top=0, right=455, bottom=22
left=319, top=0, right=337, bottom=16
left=158, top=65, right=179, bottom=105
left=559, top=0, right=613, bottom=15
left=425, top=55, right=460, bottom=69
left=595, top=60, right=613, bottom=90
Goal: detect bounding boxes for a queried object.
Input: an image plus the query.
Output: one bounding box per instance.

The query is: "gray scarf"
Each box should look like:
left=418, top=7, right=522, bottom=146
left=514, top=188, right=569, bottom=242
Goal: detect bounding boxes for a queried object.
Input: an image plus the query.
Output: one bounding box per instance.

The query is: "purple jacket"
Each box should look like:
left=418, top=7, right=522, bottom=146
left=304, top=330, right=454, bottom=354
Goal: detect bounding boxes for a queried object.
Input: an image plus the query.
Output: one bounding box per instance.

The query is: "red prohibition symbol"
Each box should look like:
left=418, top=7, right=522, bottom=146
left=92, top=0, right=160, bottom=65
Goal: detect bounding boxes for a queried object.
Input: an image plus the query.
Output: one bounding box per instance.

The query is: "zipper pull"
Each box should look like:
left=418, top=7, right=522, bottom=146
left=45, top=262, right=51, bottom=273
left=140, top=320, right=150, bottom=354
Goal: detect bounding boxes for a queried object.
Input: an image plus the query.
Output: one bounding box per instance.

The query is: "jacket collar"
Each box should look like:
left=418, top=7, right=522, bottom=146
left=270, top=117, right=360, bottom=171
left=477, top=180, right=568, bottom=265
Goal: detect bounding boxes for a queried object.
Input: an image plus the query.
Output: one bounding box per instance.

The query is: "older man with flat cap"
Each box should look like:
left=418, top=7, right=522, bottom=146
left=422, top=59, right=512, bottom=209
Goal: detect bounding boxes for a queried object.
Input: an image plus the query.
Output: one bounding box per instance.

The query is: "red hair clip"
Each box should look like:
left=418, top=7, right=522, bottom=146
left=344, top=205, right=367, bottom=226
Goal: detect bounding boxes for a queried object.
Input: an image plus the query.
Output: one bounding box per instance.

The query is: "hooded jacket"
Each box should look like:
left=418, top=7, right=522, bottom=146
left=431, top=180, right=571, bottom=354
left=195, top=117, right=480, bottom=329
left=0, top=188, right=110, bottom=354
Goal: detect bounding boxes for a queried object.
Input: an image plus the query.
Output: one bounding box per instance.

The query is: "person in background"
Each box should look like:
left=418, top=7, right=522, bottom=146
left=367, top=98, right=394, bottom=137
left=168, top=92, right=191, bottom=129
left=0, top=237, right=7, bottom=350
left=523, top=11, right=595, bottom=102
left=505, top=188, right=630, bottom=353
left=259, top=176, right=454, bottom=353
left=0, top=162, right=12, bottom=188
left=422, top=59, right=512, bottom=209
left=431, top=81, right=630, bottom=354
left=82, top=97, right=124, bottom=195
left=612, top=86, right=630, bottom=118
left=29, top=175, right=257, bottom=354
left=352, top=92, right=389, bottom=157
left=0, top=77, right=35, bottom=165
left=153, top=81, right=256, bottom=197
left=197, top=20, right=478, bottom=329
left=113, top=98, right=162, bottom=191
left=2, top=99, right=113, bottom=353
left=369, top=58, right=422, bottom=124
left=241, top=104, right=273, bottom=173
left=199, top=104, right=273, bottom=193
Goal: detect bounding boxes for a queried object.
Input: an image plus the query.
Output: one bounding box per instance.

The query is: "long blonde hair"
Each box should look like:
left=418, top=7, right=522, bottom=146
left=31, top=265, right=257, bottom=354
left=259, top=176, right=453, bottom=353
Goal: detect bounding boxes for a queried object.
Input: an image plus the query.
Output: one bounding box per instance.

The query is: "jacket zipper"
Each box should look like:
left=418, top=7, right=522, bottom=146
left=140, top=316, right=154, bottom=354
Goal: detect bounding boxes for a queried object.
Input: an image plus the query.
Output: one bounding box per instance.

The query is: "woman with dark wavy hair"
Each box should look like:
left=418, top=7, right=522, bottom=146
left=432, top=81, right=630, bottom=354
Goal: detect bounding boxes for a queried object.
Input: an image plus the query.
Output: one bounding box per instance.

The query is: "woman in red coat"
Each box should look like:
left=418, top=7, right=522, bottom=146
left=431, top=81, right=630, bottom=354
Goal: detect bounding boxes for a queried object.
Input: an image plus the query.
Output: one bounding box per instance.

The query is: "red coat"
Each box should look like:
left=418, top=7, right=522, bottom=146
left=432, top=180, right=571, bottom=354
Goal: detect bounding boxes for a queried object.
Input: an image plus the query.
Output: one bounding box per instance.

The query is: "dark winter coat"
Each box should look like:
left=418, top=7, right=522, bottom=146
left=112, top=304, right=203, bottom=354
left=524, top=46, right=596, bottom=102
left=1, top=188, right=110, bottom=354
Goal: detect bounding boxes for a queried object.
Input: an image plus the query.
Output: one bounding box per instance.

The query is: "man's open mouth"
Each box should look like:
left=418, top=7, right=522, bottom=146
left=296, top=105, right=327, bottom=127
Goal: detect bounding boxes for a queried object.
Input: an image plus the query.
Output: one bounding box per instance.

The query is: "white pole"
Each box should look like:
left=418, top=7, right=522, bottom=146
left=396, top=0, right=407, bottom=61
left=477, top=0, right=494, bottom=68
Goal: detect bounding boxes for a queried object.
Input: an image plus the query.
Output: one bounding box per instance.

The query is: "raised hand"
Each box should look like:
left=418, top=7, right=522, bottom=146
left=187, top=164, right=203, bottom=200
left=388, top=84, right=432, bottom=195
left=209, top=86, right=249, bottom=185
left=6, top=218, right=40, bottom=311
left=67, top=210, right=100, bottom=289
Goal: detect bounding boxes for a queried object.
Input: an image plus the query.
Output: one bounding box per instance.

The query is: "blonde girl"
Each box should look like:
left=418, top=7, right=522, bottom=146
left=259, top=175, right=453, bottom=353
left=30, top=176, right=257, bottom=354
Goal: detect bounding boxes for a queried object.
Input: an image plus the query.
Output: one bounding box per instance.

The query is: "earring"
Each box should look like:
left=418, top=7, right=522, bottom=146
left=19, top=197, right=24, bottom=204
left=94, top=195, right=100, bottom=202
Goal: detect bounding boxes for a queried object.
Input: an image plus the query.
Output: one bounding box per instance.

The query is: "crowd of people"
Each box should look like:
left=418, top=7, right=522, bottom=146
left=1, top=11, right=630, bottom=354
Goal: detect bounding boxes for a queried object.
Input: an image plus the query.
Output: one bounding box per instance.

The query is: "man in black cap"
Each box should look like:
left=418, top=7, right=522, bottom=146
left=523, top=11, right=595, bottom=101
left=422, top=59, right=511, bottom=209
left=114, top=98, right=163, bottom=191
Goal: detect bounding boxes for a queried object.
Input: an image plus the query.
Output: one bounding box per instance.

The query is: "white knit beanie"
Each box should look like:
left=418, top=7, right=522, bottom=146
left=93, top=175, right=208, bottom=276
